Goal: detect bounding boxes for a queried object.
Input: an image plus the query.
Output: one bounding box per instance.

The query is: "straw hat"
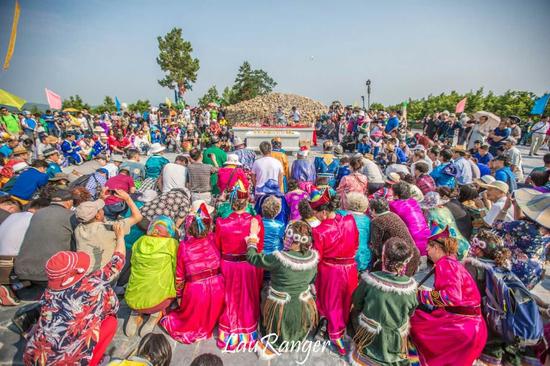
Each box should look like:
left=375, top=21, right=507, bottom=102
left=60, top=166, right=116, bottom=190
left=514, top=188, right=550, bottom=229
left=385, top=172, right=401, bottom=185
left=150, top=143, right=165, bottom=154
left=478, top=180, right=509, bottom=194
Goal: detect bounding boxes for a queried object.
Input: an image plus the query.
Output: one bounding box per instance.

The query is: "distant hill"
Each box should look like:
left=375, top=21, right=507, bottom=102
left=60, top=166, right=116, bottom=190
left=0, top=102, right=50, bottom=113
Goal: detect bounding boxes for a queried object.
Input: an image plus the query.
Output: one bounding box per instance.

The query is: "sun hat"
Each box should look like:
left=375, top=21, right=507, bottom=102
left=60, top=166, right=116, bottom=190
left=45, top=251, right=91, bottom=291
left=476, top=175, right=496, bottom=186
left=385, top=172, right=401, bottom=185
left=421, top=191, right=450, bottom=209
left=12, top=146, right=27, bottom=155
left=44, top=135, right=59, bottom=144
left=93, top=126, right=105, bottom=133
left=43, top=147, right=60, bottom=158
left=112, top=155, right=124, bottom=163
left=49, top=173, right=70, bottom=182
left=75, top=199, right=105, bottom=222
left=514, top=188, right=550, bottom=229
left=233, top=136, right=245, bottom=147
left=224, top=154, right=242, bottom=166
left=150, top=143, right=165, bottom=154
left=452, top=145, right=467, bottom=153
left=479, top=180, right=509, bottom=194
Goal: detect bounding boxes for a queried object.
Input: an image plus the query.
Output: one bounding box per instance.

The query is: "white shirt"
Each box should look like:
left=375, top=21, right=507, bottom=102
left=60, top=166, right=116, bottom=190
left=161, top=163, right=187, bottom=193
left=484, top=196, right=514, bottom=226
left=0, top=212, right=33, bottom=256
left=531, top=121, right=548, bottom=135
left=252, top=156, right=283, bottom=193
left=104, top=163, right=119, bottom=179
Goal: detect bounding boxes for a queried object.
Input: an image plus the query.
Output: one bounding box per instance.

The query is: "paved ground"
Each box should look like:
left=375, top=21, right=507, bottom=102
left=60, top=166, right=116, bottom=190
left=0, top=140, right=549, bottom=365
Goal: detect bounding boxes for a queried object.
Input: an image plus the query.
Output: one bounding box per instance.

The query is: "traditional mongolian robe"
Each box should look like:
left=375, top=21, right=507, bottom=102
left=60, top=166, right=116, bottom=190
left=61, top=139, right=83, bottom=165
left=350, top=271, right=418, bottom=366
left=160, top=233, right=225, bottom=344
left=312, top=214, right=359, bottom=343
left=410, top=255, right=487, bottom=366
left=215, top=212, right=264, bottom=349
left=314, top=154, right=340, bottom=188
left=425, top=206, right=470, bottom=259
left=246, top=247, right=319, bottom=349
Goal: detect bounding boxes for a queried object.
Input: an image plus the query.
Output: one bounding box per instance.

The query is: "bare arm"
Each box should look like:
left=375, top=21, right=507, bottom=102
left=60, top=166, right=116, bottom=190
left=114, top=189, right=143, bottom=226
left=112, top=222, right=127, bottom=258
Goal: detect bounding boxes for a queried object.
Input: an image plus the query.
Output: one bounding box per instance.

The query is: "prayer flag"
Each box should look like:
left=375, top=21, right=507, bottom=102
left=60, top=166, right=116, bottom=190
left=531, top=94, right=550, bottom=115
left=115, top=96, right=121, bottom=112
left=3, top=0, right=21, bottom=70
left=45, top=88, right=62, bottom=110
left=455, top=97, right=467, bottom=113
left=0, top=88, right=26, bottom=109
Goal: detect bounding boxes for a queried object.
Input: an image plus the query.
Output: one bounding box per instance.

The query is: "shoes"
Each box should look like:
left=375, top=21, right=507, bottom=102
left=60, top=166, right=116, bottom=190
left=332, top=337, right=347, bottom=356
left=139, top=311, right=162, bottom=336
left=124, top=311, right=143, bottom=337
left=257, top=340, right=278, bottom=360
left=0, top=285, right=19, bottom=306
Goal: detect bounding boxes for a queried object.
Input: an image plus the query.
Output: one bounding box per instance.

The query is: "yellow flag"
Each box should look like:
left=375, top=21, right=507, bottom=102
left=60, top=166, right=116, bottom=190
left=3, top=0, right=21, bottom=71
left=165, top=97, right=172, bottom=108
left=0, top=88, right=26, bottom=110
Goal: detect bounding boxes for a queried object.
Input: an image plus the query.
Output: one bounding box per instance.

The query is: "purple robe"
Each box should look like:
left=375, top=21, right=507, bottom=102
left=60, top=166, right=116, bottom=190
left=291, top=159, right=316, bottom=183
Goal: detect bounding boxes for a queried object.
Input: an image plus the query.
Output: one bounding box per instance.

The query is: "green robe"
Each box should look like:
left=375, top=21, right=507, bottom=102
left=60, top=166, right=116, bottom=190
left=247, top=247, right=318, bottom=347
left=351, top=271, right=418, bottom=366
left=216, top=202, right=256, bottom=219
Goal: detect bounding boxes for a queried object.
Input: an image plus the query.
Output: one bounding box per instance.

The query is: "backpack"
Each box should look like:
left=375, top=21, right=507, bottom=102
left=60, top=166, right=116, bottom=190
left=484, top=266, right=543, bottom=346
left=69, top=173, right=93, bottom=189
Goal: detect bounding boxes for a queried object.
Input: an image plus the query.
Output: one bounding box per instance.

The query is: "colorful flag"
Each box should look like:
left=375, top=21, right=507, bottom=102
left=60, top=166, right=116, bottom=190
left=0, top=88, right=26, bottom=109
left=45, top=88, right=62, bottom=110
left=402, top=100, right=408, bottom=119
left=3, top=0, right=21, bottom=71
left=165, top=97, right=172, bottom=108
left=455, top=97, right=467, bottom=114
left=115, top=96, right=121, bottom=112
left=531, top=94, right=550, bottom=115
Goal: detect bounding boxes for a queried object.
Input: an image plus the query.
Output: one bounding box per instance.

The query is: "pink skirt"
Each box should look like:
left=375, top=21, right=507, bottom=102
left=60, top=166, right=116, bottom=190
left=218, top=260, right=263, bottom=347
left=315, top=262, right=358, bottom=340
left=160, top=274, right=225, bottom=344
left=410, top=308, right=487, bottom=366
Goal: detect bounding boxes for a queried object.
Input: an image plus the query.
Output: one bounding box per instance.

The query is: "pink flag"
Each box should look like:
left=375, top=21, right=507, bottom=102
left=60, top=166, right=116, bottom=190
left=45, top=88, right=62, bottom=110
left=455, top=97, right=467, bottom=113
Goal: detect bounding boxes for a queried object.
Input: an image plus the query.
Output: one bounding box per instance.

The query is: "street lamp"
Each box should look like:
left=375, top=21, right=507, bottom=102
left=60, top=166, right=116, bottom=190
left=365, top=79, right=371, bottom=110
left=361, top=96, right=365, bottom=110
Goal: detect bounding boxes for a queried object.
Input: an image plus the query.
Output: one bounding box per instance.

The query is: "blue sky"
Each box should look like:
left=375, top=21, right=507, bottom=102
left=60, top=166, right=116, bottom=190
left=0, top=0, right=549, bottom=107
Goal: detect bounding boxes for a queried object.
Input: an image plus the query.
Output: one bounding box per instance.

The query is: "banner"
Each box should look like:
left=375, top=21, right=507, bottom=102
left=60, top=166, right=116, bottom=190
left=45, top=88, right=62, bottom=110
left=0, top=88, right=25, bottom=109
left=115, top=96, right=121, bottom=112
left=3, top=0, right=21, bottom=70
left=531, top=94, right=550, bottom=115
left=455, top=97, right=467, bottom=114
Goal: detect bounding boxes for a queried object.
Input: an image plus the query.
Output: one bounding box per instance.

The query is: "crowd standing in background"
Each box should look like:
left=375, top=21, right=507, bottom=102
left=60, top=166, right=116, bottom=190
left=0, top=102, right=549, bottom=366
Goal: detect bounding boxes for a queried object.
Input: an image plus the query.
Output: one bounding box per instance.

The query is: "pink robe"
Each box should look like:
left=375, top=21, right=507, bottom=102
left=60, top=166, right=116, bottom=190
left=410, top=256, right=488, bottom=366
left=389, top=198, right=430, bottom=255
left=160, top=234, right=224, bottom=344
left=312, top=214, right=359, bottom=341
left=215, top=212, right=264, bottom=349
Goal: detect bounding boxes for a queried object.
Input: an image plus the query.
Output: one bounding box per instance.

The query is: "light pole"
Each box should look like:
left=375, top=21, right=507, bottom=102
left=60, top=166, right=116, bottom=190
left=361, top=96, right=365, bottom=110
left=366, top=79, right=371, bottom=110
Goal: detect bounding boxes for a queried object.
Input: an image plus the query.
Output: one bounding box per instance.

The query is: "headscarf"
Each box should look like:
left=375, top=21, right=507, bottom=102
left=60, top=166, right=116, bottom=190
left=147, top=215, right=176, bottom=238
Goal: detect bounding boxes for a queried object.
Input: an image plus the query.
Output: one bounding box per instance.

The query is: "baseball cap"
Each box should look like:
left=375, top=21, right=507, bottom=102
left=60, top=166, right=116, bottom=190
left=75, top=199, right=105, bottom=222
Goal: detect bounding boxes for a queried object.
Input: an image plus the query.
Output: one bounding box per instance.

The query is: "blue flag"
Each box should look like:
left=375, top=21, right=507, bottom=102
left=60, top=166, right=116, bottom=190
left=115, top=96, right=121, bottom=112
left=531, top=94, right=550, bottom=115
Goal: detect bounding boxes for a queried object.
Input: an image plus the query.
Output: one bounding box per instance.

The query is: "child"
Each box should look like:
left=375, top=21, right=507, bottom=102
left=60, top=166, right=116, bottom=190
left=160, top=203, right=225, bottom=344
left=284, top=178, right=309, bottom=221
left=108, top=333, right=172, bottom=366
left=261, top=196, right=285, bottom=254
left=335, top=156, right=350, bottom=186
left=350, top=238, right=417, bottom=365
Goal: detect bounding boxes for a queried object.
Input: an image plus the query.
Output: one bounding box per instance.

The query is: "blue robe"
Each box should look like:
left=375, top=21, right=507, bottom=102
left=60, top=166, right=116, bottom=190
left=61, top=140, right=83, bottom=165
left=290, top=159, right=316, bottom=183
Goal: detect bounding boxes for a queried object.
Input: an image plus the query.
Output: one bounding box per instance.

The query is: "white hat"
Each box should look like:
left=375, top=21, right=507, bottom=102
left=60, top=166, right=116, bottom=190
left=233, top=136, right=245, bottom=146
left=476, top=175, right=496, bottom=185
left=385, top=172, right=401, bottom=185
left=224, top=154, right=242, bottom=166
left=150, top=143, right=165, bottom=154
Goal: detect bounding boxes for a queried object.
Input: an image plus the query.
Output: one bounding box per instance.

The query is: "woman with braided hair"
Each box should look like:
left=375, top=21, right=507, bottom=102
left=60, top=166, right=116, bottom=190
left=160, top=201, right=225, bottom=344
left=246, top=220, right=319, bottom=359
left=410, top=226, right=487, bottom=366
left=350, top=237, right=418, bottom=366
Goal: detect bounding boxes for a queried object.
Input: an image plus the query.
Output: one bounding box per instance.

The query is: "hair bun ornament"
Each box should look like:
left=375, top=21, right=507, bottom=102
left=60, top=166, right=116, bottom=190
left=310, top=188, right=331, bottom=209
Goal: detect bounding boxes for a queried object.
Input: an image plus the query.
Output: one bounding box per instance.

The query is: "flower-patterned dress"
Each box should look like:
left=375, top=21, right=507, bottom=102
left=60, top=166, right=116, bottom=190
left=494, top=219, right=550, bottom=289
left=24, top=253, right=125, bottom=366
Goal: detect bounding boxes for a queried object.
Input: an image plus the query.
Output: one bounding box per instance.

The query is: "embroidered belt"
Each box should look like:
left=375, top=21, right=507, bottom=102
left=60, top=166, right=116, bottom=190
left=267, top=287, right=291, bottom=304
left=444, top=305, right=481, bottom=316
left=185, top=268, right=220, bottom=282
left=222, top=253, right=247, bottom=262
left=323, top=257, right=355, bottom=265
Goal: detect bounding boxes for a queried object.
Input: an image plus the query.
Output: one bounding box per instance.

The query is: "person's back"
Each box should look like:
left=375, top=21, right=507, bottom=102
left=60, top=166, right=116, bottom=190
left=15, top=201, right=75, bottom=282
left=161, top=162, right=187, bottom=193
left=145, top=154, right=169, bottom=179
left=252, top=156, right=282, bottom=192
left=9, top=165, right=49, bottom=201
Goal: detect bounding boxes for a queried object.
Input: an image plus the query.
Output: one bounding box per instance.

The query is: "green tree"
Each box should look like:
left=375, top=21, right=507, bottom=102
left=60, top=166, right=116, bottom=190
left=369, top=102, right=385, bottom=111
left=128, top=99, right=151, bottom=113
left=198, top=85, right=220, bottom=107
left=102, top=96, right=117, bottom=112
left=156, top=27, right=200, bottom=95
left=62, top=95, right=90, bottom=111
left=229, top=61, right=277, bottom=104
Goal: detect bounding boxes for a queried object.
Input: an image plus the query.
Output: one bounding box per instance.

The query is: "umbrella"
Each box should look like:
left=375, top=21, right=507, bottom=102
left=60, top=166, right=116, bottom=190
left=0, top=88, right=26, bottom=110
left=514, top=188, right=550, bottom=229
left=63, top=107, right=80, bottom=113
left=473, top=111, right=501, bottom=135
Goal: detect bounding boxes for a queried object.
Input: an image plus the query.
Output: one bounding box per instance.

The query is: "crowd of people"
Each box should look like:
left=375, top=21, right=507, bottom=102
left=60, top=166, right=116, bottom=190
left=0, top=102, right=549, bottom=366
